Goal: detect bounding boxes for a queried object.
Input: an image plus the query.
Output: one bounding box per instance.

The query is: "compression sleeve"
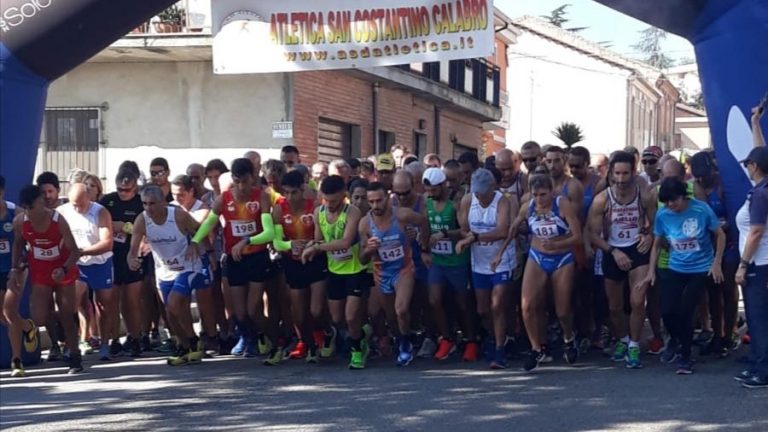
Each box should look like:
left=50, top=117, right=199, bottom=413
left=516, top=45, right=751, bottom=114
left=272, top=225, right=292, bottom=252
left=249, top=214, right=276, bottom=245
left=192, top=212, right=219, bottom=244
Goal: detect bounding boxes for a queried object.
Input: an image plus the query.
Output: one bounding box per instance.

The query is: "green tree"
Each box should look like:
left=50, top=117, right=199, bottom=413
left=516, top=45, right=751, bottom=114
left=632, top=26, right=675, bottom=69
left=552, top=122, right=585, bottom=149
left=540, top=4, right=588, bottom=32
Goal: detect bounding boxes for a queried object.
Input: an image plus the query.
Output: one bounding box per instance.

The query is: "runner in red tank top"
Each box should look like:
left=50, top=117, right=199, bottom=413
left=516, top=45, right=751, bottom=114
left=191, top=158, right=275, bottom=359
left=272, top=171, right=326, bottom=361
left=5, top=185, right=83, bottom=376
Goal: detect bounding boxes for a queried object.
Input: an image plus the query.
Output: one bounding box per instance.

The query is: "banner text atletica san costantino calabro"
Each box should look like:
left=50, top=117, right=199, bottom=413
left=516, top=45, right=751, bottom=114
left=269, top=0, right=489, bottom=46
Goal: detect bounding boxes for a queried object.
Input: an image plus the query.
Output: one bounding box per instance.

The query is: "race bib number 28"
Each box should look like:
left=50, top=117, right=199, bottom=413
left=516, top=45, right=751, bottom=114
left=33, top=246, right=60, bottom=261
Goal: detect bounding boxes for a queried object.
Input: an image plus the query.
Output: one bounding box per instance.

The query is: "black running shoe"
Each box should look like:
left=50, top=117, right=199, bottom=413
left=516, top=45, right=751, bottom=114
left=141, top=334, right=152, bottom=352
left=109, top=339, right=123, bottom=357
left=130, top=336, right=142, bottom=357
left=564, top=340, right=579, bottom=365
left=67, top=354, right=84, bottom=374
left=523, top=350, right=544, bottom=372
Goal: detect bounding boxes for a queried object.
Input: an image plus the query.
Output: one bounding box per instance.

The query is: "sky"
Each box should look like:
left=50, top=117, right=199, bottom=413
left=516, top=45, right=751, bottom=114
left=495, top=0, right=696, bottom=63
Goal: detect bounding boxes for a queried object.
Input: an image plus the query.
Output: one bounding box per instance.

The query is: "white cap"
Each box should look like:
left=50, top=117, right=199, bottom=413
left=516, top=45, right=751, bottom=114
left=422, top=167, right=446, bottom=186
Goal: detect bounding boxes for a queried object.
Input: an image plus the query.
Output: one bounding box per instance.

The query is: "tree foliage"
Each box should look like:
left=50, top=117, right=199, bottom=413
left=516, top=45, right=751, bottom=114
left=541, top=4, right=588, bottom=33
left=632, top=26, right=675, bottom=69
left=552, top=122, right=585, bottom=148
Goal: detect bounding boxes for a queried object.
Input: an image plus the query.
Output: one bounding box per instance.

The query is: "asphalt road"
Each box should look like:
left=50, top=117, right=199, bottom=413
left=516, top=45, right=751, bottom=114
left=1, top=346, right=766, bottom=432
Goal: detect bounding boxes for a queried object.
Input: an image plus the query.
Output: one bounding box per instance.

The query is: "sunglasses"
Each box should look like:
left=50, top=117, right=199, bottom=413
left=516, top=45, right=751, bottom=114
left=150, top=170, right=166, bottom=177
left=522, top=157, right=538, bottom=164
left=641, top=159, right=658, bottom=165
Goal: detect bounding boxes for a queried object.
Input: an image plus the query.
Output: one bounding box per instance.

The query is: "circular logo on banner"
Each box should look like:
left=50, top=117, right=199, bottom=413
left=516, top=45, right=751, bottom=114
left=3, top=222, right=12, bottom=232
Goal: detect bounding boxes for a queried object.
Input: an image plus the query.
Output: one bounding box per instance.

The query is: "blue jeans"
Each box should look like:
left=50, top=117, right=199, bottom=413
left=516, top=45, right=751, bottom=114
left=743, top=264, right=768, bottom=379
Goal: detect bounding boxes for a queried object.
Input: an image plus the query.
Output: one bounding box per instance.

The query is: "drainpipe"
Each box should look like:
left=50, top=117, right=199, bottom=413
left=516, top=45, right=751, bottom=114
left=372, top=82, right=380, bottom=154
left=434, top=105, right=441, bottom=155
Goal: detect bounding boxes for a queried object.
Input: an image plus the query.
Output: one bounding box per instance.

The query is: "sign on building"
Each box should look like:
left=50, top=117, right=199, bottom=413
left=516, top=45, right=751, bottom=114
left=272, top=121, right=294, bottom=138
left=212, top=0, right=494, bottom=74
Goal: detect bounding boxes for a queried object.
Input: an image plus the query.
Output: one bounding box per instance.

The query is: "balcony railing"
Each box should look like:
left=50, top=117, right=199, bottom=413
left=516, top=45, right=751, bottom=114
left=128, top=0, right=211, bottom=35
left=398, top=58, right=501, bottom=108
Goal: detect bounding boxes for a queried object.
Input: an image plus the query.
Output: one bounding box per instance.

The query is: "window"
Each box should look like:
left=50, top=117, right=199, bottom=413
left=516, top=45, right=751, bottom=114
left=378, top=130, right=395, bottom=155
left=414, top=132, right=427, bottom=158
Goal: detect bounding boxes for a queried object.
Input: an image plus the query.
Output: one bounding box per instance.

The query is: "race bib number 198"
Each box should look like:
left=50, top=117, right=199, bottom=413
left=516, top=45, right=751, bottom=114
left=231, top=220, right=257, bottom=237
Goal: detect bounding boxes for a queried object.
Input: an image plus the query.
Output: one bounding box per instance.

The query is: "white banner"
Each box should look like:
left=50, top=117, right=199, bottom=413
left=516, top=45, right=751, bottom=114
left=211, top=0, right=494, bottom=74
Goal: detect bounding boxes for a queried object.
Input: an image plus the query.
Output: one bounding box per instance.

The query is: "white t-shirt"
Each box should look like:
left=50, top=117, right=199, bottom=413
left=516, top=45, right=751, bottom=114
left=736, top=198, right=768, bottom=266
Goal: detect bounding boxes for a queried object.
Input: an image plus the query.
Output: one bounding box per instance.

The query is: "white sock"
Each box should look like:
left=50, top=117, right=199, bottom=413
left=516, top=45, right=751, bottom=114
left=621, top=336, right=630, bottom=344
left=628, top=340, right=640, bottom=348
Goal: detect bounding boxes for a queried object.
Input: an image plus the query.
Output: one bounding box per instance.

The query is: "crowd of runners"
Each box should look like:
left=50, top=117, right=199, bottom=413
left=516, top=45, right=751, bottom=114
left=1, top=103, right=766, bottom=390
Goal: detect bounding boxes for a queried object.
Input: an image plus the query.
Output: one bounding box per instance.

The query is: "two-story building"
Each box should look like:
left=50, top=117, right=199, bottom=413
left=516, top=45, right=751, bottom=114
left=506, top=16, right=680, bottom=156
left=37, top=1, right=515, bottom=191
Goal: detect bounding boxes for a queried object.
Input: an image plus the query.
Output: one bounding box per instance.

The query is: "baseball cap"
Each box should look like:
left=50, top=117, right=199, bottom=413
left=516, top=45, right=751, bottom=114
left=377, top=153, right=395, bottom=171
left=470, top=168, right=495, bottom=194
left=642, top=146, right=663, bottom=159
left=741, top=147, right=768, bottom=172
left=422, top=167, right=446, bottom=186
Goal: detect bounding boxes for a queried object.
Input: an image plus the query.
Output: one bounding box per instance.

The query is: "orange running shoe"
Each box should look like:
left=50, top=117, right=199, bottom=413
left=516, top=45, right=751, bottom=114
left=462, top=341, right=478, bottom=362
left=434, top=339, right=456, bottom=361
left=647, top=338, right=664, bottom=355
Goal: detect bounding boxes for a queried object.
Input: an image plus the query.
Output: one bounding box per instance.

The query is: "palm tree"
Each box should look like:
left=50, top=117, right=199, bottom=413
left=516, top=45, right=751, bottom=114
left=552, top=122, right=585, bottom=149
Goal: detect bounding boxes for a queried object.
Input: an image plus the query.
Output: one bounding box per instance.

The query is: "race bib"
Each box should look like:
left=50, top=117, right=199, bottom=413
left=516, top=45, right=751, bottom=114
left=162, top=256, right=185, bottom=271
left=113, top=232, right=127, bottom=244
left=0, top=239, right=9, bottom=254
left=431, top=239, right=453, bottom=255
left=379, top=244, right=405, bottom=262
left=330, top=248, right=352, bottom=262
left=33, top=245, right=60, bottom=261
left=291, top=240, right=307, bottom=256
left=533, top=221, right=558, bottom=239
left=231, top=220, right=257, bottom=237
left=670, top=238, right=700, bottom=252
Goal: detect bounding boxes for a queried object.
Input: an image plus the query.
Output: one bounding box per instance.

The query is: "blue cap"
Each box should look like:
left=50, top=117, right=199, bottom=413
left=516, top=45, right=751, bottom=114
left=471, top=168, right=495, bottom=194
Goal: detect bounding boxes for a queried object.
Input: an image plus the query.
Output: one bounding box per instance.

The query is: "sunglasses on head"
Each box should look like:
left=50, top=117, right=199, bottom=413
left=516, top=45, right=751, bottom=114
left=641, top=159, right=658, bottom=165
left=150, top=170, right=166, bottom=177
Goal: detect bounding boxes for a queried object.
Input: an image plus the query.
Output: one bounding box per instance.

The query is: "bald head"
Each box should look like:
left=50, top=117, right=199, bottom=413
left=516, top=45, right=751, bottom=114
left=662, top=159, right=686, bottom=180
left=496, top=148, right=517, bottom=188
left=393, top=170, right=414, bottom=190
left=68, top=183, right=90, bottom=213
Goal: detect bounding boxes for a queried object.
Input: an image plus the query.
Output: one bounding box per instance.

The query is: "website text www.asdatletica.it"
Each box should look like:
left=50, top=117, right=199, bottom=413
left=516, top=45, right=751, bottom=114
left=283, top=37, right=475, bottom=62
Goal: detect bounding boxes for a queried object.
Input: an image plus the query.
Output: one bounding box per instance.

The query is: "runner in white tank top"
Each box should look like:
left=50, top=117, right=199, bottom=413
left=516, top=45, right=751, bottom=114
left=58, top=183, right=116, bottom=360
left=456, top=168, right=514, bottom=369
left=129, top=185, right=208, bottom=366
left=588, top=152, right=656, bottom=369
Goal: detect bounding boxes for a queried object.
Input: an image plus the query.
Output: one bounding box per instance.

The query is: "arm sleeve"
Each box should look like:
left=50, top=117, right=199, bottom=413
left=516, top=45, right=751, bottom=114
left=653, top=212, right=664, bottom=237
left=272, top=225, right=292, bottom=252
left=749, top=189, right=768, bottom=226
left=192, top=212, right=219, bottom=244
left=249, top=214, right=275, bottom=245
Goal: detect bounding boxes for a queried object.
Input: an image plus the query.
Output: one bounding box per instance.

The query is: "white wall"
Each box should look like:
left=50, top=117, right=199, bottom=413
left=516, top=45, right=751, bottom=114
left=45, top=61, right=290, bottom=190
left=506, top=30, right=631, bottom=156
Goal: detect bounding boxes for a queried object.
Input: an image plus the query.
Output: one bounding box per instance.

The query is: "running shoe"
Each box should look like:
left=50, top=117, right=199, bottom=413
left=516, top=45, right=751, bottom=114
left=729, top=333, right=742, bottom=352
left=564, top=340, right=579, bottom=365
left=539, top=345, right=554, bottom=363
left=625, top=346, right=642, bottom=369
left=88, top=337, right=101, bottom=351
left=462, top=341, right=479, bottom=362
left=742, top=332, right=751, bottom=345
left=741, top=376, right=768, bottom=389
left=156, top=339, right=176, bottom=354
left=187, top=337, right=203, bottom=363
left=128, top=336, right=142, bottom=357
left=396, top=340, right=414, bottom=367
left=109, top=339, right=123, bottom=356
left=700, top=337, right=728, bottom=358
left=490, top=347, right=508, bottom=369
left=349, top=347, right=366, bottom=370
left=434, top=338, right=456, bottom=361
left=647, top=338, right=664, bottom=355
left=99, top=344, right=111, bottom=361
left=523, top=349, right=546, bottom=372
left=23, top=319, right=38, bottom=353
left=578, top=337, right=591, bottom=355
left=10, top=358, right=25, bottom=377
left=257, top=333, right=272, bottom=355
left=168, top=346, right=190, bottom=366
left=288, top=341, right=307, bottom=359
left=417, top=337, right=437, bottom=359
left=231, top=336, right=247, bottom=356
left=150, top=329, right=162, bottom=347
left=660, top=341, right=681, bottom=364
left=306, top=346, right=319, bottom=364
left=482, top=338, right=496, bottom=362
left=313, top=330, right=325, bottom=352
left=244, top=339, right=257, bottom=358
left=693, top=329, right=713, bottom=346
left=79, top=340, right=93, bottom=356
left=47, top=343, right=62, bottom=362
left=734, top=370, right=754, bottom=382
left=611, top=341, right=628, bottom=362
left=320, top=327, right=337, bottom=358
left=141, top=334, right=152, bottom=352
left=675, top=358, right=693, bottom=375
left=219, top=335, right=236, bottom=356
left=67, top=354, right=84, bottom=374
left=263, top=347, right=284, bottom=366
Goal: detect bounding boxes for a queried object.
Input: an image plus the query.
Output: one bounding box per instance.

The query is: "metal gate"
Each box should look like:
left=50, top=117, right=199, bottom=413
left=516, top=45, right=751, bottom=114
left=38, top=108, right=101, bottom=194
